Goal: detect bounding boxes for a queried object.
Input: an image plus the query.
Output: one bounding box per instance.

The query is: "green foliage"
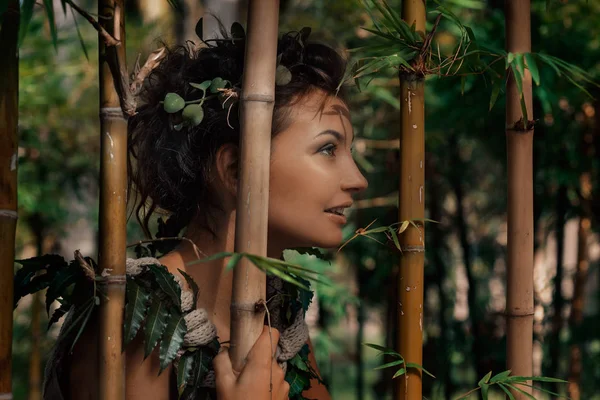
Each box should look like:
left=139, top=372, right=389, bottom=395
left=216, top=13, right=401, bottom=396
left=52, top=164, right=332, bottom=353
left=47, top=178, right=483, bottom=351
left=456, top=370, right=569, bottom=399
left=365, top=343, right=436, bottom=380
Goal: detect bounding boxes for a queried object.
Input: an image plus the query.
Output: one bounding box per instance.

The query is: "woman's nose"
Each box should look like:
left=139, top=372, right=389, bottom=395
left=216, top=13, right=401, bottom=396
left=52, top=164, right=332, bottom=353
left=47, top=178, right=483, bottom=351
left=341, top=160, right=368, bottom=194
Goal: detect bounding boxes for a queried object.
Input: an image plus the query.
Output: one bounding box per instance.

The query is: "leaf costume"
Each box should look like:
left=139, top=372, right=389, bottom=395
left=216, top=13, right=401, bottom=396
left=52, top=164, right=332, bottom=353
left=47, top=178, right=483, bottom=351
left=31, top=256, right=317, bottom=399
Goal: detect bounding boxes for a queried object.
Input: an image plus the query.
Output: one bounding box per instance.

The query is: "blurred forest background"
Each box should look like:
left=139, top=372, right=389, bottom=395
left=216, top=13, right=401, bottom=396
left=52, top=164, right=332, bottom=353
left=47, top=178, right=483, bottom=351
left=10, top=0, right=600, bottom=399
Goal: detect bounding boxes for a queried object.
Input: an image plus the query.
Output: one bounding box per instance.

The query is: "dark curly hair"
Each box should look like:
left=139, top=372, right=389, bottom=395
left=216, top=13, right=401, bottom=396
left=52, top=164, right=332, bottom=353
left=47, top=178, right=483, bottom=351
left=128, top=28, right=348, bottom=238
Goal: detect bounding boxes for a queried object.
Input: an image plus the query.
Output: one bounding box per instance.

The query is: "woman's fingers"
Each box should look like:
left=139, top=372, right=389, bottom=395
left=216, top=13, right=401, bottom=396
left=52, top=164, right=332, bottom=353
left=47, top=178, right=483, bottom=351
left=213, top=347, right=236, bottom=392
left=246, top=326, right=280, bottom=369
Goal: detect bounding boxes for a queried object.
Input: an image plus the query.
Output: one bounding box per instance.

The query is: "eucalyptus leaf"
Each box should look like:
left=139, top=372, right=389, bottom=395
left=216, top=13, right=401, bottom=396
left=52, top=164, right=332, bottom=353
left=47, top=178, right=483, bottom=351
left=285, top=368, right=310, bottom=397
left=159, top=311, right=187, bottom=373
left=149, top=264, right=181, bottom=308
left=48, top=302, right=70, bottom=329
left=144, top=298, right=170, bottom=358
left=164, top=93, right=186, bottom=113
left=177, top=351, right=195, bottom=395
left=177, top=269, right=199, bottom=310
left=45, top=267, right=78, bottom=313
left=124, top=279, right=150, bottom=346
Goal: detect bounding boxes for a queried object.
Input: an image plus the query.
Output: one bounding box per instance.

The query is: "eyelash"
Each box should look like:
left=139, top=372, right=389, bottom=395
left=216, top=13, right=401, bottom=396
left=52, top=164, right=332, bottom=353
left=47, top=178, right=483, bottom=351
left=319, top=143, right=337, bottom=157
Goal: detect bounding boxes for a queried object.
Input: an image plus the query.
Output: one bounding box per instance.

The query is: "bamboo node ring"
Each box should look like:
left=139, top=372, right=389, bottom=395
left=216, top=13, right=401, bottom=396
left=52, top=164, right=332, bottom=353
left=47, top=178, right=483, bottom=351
left=240, top=94, right=275, bottom=103
left=401, top=245, right=425, bottom=253
left=97, top=273, right=127, bottom=285
left=0, top=209, right=18, bottom=220
left=505, top=310, right=535, bottom=318
left=100, top=107, right=125, bottom=120
left=230, top=301, right=265, bottom=313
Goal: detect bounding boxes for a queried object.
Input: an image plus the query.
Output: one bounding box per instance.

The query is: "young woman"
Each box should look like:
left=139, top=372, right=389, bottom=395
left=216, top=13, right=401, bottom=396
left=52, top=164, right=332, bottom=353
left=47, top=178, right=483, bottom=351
left=61, top=27, right=367, bottom=400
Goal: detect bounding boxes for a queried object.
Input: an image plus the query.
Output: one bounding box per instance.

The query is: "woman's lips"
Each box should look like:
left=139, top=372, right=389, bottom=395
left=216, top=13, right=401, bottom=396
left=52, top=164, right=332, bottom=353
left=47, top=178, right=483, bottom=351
left=325, top=211, right=347, bottom=224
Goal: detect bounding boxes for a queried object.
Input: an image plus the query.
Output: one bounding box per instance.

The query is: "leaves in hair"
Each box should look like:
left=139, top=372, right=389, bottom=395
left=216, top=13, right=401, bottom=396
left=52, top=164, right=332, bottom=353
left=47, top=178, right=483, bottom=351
left=164, top=93, right=186, bottom=113
left=276, top=65, right=292, bottom=85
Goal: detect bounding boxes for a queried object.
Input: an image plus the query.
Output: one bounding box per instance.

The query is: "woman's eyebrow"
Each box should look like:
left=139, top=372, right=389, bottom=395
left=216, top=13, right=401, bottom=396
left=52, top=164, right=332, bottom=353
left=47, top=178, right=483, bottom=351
left=314, top=129, right=344, bottom=142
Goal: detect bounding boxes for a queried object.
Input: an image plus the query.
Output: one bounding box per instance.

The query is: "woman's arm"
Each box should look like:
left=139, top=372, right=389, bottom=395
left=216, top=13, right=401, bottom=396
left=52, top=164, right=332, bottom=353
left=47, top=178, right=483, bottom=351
left=302, top=338, right=332, bottom=400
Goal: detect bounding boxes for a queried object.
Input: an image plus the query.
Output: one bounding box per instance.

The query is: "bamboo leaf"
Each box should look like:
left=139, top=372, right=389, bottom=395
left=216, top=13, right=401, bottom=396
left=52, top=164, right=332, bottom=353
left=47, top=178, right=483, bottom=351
left=489, top=77, right=503, bottom=111
left=159, top=310, right=187, bottom=373
left=514, top=53, right=525, bottom=79
left=524, top=53, right=539, bottom=86
left=42, top=0, right=58, bottom=49
left=498, top=383, right=516, bottom=400
left=479, top=371, right=492, bottom=385
left=510, top=64, right=528, bottom=121
left=490, top=369, right=512, bottom=383
left=18, top=0, right=36, bottom=47
left=388, top=228, right=401, bottom=251
left=148, top=264, right=181, bottom=308
left=177, top=269, right=199, bottom=310
left=124, top=279, right=150, bottom=346
left=70, top=5, right=89, bottom=60
left=404, top=362, right=436, bottom=378
left=480, top=382, right=489, bottom=400
left=374, top=359, right=405, bottom=370
left=505, top=384, right=537, bottom=400
left=144, top=298, right=170, bottom=358
left=392, top=368, right=406, bottom=378
left=176, top=351, right=195, bottom=395
left=225, top=253, right=243, bottom=271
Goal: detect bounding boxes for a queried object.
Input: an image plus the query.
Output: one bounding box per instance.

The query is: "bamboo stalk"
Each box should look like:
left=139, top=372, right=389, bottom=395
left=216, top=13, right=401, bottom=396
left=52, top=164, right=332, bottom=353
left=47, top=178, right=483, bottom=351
left=97, top=0, right=128, bottom=398
left=0, top=1, right=19, bottom=398
left=396, top=2, right=426, bottom=398
left=229, top=0, right=279, bottom=371
left=505, top=1, right=534, bottom=398
left=28, top=292, right=42, bottom=400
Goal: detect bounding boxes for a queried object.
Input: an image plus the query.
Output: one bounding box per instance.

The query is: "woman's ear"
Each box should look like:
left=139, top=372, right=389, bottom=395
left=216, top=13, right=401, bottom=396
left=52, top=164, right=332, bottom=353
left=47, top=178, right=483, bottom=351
left=215, top=143, right=239, bottom=198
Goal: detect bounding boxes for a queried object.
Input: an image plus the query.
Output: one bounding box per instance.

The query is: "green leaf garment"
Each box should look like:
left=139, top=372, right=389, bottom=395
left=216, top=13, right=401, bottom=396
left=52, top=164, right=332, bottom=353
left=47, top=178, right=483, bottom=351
left=40, top=257, right=317, bottom=399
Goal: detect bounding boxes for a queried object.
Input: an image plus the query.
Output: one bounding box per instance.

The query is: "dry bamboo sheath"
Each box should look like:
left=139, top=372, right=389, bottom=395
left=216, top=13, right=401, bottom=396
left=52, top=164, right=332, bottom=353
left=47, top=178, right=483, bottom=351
left=0, top=2, right=19, bottom=399
left=229, top=0, right=280, bottom=371
left=97, top=0, right=128, bottom=398
left=505, top=1, right=534, bottom=399
left=396, top=1, right=426, bottom=399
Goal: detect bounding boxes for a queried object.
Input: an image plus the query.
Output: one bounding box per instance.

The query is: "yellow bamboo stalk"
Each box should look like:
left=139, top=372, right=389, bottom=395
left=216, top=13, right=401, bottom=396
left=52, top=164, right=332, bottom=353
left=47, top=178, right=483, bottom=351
left=97, top=0, right=127, bottom=398
left=0, top=1, right=19, bottom=398
left=396, top=1, right=426, bottom=399
left=505, top=1, right=534, bottom=398
left=229, top=0, right=279, bottom=371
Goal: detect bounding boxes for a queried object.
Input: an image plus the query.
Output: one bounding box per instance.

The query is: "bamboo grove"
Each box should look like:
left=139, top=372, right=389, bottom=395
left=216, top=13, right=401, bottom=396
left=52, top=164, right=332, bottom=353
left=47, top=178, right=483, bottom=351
left=3, top=0, right=600, bottom=399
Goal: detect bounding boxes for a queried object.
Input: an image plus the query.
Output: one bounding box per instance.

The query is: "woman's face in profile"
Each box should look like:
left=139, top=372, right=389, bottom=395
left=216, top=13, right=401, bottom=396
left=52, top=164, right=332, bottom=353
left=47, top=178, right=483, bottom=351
left=267, top=90, right=368, bottom=250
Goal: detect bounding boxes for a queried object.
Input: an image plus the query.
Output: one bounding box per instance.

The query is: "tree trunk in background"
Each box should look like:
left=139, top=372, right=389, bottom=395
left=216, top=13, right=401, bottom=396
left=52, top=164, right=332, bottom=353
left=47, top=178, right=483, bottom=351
left=447, top=135, right=487, bottom=384
left=0, top=2, right=19, bottom=398
left=356, top=293, right=365, bottom=400
left=426, top=155, right=453, bottom=400
left=177, top=0, right=203, bottom=44
left=548, top=184, right=567, bottom=393
left=396, top=1, right=426, bottom=399
left=505, top=2, right=534, bottom=397
left=567, top=216, right=590, bottom=400
left=97, top=0, right=128, bottom=398
left=229, top=0, right=279, bottom=370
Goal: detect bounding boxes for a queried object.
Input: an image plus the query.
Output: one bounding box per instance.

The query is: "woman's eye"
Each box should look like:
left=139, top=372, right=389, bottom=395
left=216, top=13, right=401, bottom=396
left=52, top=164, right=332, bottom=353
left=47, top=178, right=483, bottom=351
left=319, top=144, right=337, bottom=157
